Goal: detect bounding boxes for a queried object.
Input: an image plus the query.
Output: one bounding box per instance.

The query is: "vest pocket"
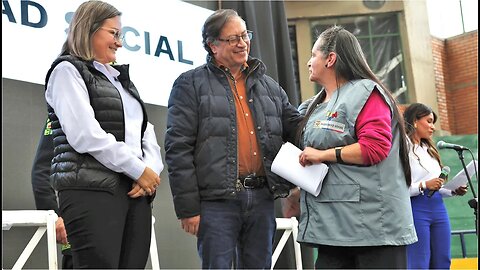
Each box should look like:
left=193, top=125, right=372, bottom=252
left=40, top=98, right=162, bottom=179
left=314, top=183, right=360, bottom=202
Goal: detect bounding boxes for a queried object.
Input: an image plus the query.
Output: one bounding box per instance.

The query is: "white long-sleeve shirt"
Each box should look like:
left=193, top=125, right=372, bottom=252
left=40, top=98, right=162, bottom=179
left=45, top=61, right=163, bottom=180
left=408, top=141, right=453, bottom=197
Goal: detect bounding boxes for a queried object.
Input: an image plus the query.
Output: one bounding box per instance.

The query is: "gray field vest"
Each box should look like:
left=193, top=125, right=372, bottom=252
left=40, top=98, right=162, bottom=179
left=297, top=79, right=417, bottom=246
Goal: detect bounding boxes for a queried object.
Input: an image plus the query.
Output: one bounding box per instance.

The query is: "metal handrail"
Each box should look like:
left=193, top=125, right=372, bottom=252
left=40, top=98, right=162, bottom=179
left=451, top=229, right=477, bottom=258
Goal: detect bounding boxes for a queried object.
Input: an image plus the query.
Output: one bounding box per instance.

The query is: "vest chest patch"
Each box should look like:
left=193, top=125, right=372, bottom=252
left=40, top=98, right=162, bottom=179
left=313, top=120, right=345, bottom=133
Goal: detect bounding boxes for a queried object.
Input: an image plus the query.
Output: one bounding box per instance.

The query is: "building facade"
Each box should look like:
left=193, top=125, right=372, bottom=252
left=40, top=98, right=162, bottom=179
left=285, top=0, right=477, bottom=135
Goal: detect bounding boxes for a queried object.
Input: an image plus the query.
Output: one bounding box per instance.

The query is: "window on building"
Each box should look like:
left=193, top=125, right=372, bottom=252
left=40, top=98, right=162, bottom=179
left=288, top=24, right=302, bottom=101
left=308, top=12, right=408, bottom=103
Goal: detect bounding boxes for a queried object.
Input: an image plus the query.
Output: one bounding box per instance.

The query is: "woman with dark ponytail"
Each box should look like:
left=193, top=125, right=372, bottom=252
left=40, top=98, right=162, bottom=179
left=295, top=25, right=417, bottom=269
left=404, top=103, right=467, bottom=269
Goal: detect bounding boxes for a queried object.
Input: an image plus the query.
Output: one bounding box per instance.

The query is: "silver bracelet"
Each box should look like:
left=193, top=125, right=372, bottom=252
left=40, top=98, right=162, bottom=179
left=419, top=181, right=425, bottom=195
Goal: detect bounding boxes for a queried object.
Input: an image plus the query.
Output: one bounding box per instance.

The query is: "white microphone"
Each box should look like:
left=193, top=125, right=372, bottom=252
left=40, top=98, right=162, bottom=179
left=437, top=141, right=469, bottom=151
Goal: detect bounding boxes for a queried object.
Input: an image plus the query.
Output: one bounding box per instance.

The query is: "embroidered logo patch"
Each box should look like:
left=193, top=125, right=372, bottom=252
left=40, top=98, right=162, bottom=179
left=326, top=111, right=338, bottom=120
left=314, top=120, right=345, bottom=133
left=312, top=111, right=345, bottom=133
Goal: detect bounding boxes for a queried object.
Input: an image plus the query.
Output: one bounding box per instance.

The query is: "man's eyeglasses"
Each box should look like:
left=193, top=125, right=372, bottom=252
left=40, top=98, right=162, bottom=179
left=100, top=27, right=124, bottom=42
left=217, top=30, right=253, bottom=46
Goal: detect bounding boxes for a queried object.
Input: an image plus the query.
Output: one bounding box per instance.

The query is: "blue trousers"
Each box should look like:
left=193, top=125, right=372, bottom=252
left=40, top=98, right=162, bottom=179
left=407, top=191, right=451, bottom=269
left=197, top=186, right=275, bottom=269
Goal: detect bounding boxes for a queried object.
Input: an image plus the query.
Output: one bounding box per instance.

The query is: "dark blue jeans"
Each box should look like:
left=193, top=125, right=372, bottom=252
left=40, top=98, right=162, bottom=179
left=197, top=186, right=275, bottom=269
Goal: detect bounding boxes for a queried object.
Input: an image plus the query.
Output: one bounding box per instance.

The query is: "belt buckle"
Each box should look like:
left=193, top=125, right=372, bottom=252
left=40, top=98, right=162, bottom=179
left=242, top=175, right=256, bottom=189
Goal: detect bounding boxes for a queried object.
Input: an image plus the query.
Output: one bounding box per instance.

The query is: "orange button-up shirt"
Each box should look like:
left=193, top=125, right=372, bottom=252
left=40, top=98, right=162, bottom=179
left=223, top=66, right=264, bottom=177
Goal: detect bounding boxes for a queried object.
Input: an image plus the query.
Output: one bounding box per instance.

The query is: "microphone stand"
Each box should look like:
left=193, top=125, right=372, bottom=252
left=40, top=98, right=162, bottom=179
left=456, top=149, right=478, bottom=235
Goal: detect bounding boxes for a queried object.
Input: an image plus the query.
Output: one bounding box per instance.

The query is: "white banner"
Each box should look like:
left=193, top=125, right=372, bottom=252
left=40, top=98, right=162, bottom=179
left=2, top=0, right=213, bottom=106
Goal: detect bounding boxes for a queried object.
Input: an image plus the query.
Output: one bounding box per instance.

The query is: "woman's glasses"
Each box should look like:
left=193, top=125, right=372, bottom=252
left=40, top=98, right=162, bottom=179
left=100, top=27, right=124, bottom=43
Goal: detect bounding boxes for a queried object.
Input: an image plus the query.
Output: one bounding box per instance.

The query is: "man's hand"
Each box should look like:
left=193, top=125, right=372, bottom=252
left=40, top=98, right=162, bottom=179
left=181, top=215, right=200, bottom=236
left=56, top=217, right=68, bottom=244
left=282, top=187, right=301, bottom=218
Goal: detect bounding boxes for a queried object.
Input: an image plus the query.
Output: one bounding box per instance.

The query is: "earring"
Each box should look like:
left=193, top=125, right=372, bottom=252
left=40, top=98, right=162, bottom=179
left=414, top=123, right=417, bottom=128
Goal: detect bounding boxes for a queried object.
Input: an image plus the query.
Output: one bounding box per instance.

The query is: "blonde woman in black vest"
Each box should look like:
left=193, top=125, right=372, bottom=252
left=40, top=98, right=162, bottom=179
left=44, top=1, right=163, bottom=268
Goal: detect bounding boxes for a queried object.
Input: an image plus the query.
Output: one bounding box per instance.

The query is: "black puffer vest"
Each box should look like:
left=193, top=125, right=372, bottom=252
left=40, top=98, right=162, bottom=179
left=46, top=55, right=148, bottom=193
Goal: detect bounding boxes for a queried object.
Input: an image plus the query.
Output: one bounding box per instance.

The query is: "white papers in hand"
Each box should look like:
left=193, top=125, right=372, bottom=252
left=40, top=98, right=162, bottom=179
left=271, top=142, right=328, bottom=196
left=443, top=160, right=478, bottom=190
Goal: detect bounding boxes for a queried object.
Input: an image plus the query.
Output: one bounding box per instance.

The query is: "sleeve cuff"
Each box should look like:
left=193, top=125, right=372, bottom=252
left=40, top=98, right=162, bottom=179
left=124, top=159, right=146, bottom=180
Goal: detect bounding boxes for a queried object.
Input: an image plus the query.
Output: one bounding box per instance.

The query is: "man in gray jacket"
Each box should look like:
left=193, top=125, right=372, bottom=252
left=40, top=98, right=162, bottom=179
left=165, top=9, right=302, bottom=269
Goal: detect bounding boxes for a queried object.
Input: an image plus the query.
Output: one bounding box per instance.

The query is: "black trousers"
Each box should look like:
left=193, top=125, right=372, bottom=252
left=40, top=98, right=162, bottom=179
left=59, top=177, right=152, bottom=269
left=62, top=248, right=73, bottom=269
left=315, top=244, right=407, bottom=269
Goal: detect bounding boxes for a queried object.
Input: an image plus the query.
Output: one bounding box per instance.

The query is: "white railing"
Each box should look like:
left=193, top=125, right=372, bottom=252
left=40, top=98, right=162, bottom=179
left=2, top=211, right=161, bottom=270
left=150, top=216, right=160, bottom=270
left=272, top=217, right=302, bottom=270
left=2, top=210, right=58, bottom=270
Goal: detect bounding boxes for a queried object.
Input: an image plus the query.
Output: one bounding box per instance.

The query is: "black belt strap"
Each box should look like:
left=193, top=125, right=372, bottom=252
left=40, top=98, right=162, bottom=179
left=236, top=175, right=266, bottom=190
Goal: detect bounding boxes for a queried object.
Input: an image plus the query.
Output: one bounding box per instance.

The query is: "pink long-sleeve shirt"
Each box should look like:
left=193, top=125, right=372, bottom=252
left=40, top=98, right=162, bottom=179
left=356, top=89, right=392, bottom=165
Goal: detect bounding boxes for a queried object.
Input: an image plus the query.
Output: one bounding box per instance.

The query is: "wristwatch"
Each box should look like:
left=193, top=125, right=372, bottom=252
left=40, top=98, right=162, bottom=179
left=335, top=147, right=344, bottom=164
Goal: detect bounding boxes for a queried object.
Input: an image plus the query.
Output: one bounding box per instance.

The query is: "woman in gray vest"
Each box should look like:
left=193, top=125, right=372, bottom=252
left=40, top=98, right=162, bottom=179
left=295, top=25, right=417, bottom=269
